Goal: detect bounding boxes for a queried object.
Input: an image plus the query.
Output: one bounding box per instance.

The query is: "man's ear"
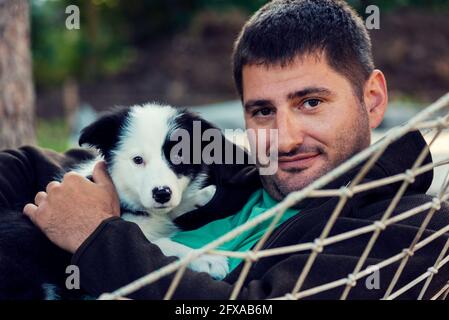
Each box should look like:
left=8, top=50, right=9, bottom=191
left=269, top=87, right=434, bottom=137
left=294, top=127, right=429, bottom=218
left=79, top=107, right=130, bottom=157
left=363, top=69, right=388, bottom=129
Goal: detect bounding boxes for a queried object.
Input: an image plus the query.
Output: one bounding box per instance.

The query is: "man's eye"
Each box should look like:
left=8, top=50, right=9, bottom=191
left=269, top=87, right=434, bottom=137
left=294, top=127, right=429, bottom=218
left=303, top=99, right=321, bottom=109
left=254, top=108, right=273, bottom=117
left=132, top=156, right=144, bottom=165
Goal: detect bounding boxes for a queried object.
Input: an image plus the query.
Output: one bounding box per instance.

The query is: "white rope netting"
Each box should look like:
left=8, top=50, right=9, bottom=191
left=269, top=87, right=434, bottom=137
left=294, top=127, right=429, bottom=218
left=99, top=92, right=449, bottom=301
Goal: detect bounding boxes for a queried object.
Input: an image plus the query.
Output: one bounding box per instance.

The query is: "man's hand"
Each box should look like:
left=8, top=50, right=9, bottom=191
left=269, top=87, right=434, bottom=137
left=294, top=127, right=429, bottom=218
left=23, top=161, right=120, bottom=253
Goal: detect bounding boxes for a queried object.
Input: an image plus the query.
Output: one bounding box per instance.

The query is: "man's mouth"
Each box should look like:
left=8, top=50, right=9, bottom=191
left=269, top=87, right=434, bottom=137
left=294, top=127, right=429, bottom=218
left=278, top=152, right=321, bottom=170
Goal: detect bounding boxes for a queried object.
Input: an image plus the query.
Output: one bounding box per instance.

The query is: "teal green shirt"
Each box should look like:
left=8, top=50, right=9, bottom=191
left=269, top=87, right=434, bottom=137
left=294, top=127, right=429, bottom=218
left=171, top=189, right=299, bottom=272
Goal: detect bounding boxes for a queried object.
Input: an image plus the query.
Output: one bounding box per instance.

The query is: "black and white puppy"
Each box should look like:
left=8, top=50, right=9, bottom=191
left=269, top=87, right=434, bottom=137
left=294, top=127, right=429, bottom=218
left=75, top=103, right=228, bottom=279
left=0, top=103, right=236, bottom=300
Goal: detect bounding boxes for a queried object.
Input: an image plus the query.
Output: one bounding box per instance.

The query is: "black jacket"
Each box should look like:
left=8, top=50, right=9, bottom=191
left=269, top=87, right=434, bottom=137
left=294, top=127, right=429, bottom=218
left=0, top=130, right=448, bottom=300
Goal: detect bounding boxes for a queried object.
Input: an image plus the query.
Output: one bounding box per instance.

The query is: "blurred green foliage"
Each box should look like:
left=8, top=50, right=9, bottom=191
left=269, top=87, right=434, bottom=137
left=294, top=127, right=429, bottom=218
left=31, top=0, right=449, bottom=88
left=31, top=0, right=133, bottom=87
left=36, top=118, right=70, bottom=152
left=31, top=0, right=267, bottom=88
left=348, top=0, right=449, bottom=11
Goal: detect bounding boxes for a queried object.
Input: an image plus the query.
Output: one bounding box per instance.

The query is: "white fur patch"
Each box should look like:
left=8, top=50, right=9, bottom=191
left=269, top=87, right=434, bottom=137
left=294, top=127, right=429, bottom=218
left=109, top=104, right=187, bottom=213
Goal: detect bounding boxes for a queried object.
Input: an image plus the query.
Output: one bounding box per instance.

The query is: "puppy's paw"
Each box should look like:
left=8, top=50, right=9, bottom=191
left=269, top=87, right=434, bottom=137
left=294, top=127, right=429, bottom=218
left=194, top=185, right=217, bottom=208
left=188, top=254, right=229, bottom=280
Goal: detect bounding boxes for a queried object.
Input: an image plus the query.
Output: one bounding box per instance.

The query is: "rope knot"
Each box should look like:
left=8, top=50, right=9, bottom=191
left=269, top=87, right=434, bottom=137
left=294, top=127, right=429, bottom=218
left=402, top=248, right=414, bottom=257
left=428, top=267, right=438, bottom=275
left=346, top=274, right=357, bottom=287
left=404, top=170, right=415, bottom=184
left=285, top=293, right=296, bottom=300
left=432, top=198, right=441, bottom=211
left=339, top=187, right=354, bottom=198
left=374, top=221, right=386, bottom=231
left=313, top=238, right=324, bottom=253
left=246, top=251, right=258, bottom=262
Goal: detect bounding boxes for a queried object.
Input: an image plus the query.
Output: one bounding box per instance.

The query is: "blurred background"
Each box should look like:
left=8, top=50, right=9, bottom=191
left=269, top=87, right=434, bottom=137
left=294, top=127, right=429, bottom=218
left=0, top=0, right=448, bottom=154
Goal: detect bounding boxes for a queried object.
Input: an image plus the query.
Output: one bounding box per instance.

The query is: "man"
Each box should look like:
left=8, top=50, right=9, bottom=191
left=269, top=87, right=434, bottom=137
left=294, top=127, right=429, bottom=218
left=1, top=0, right=449, bottom=299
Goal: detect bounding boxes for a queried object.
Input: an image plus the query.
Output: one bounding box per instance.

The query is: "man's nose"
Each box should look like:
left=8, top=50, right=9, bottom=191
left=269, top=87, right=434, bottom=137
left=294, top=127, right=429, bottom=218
left=276, top=111, right=304, bottom=153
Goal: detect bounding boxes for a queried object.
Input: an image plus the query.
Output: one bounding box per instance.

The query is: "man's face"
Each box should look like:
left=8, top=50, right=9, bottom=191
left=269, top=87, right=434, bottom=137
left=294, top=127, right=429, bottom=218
left=242, top=54, right=372, bottom=201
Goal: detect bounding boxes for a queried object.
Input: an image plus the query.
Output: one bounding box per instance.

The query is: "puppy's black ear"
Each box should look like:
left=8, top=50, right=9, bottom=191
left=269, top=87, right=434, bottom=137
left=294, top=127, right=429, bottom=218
left=176, top=110, right=250, bottom=166
left=79, top=107, right=130, bottom=159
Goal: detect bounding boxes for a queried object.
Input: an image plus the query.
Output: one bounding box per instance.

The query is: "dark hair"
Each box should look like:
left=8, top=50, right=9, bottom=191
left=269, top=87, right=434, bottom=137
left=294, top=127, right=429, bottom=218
left=232, top=0, right=374, bottom=100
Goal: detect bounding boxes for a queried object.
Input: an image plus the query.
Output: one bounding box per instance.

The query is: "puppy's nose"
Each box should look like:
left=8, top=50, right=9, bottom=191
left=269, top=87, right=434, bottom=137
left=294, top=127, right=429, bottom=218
left=152, top=186, right=172, bottom=204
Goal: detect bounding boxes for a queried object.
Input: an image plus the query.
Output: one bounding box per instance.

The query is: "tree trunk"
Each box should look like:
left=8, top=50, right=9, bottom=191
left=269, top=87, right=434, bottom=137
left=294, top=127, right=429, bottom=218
left=0, top=0, right=35, bottom=149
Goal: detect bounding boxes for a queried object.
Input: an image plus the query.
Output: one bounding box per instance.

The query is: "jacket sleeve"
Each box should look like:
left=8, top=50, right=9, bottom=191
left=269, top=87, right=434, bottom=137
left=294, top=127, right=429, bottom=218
left=71, top=216, right=449, bottom=300
left=0, top=145, right=95, bottom=211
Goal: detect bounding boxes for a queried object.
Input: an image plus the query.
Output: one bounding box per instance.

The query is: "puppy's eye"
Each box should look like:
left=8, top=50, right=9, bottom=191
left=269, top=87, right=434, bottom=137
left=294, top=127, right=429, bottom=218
left=132, top=156, right=144, bottom=165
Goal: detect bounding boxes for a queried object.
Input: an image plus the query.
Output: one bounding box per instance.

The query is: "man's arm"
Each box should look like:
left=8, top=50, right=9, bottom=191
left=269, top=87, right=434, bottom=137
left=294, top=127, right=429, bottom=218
left=71, top=214, right=449, bottom=300
left=16, top=148, right=449, bottom=300
left=71, top=217, right=239, bottom=299
left=0, top=146, right=94, bottom=210
left=0, top=147, right=37, bottom=209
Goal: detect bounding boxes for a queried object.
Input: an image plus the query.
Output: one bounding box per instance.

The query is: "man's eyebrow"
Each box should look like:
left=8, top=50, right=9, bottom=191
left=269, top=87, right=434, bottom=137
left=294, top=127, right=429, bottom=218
left=243, top=100, right=275, bottom=112
left=287, top=87, right=333, bottom=101
left=243, top=87, right=332, bottom=111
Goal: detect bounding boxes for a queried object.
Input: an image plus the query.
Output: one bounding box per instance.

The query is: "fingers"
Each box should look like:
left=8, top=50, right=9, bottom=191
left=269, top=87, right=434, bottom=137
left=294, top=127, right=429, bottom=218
left=63, top=171, right=84, bottom=183
left=34, top=191, right=47, bottom=206
left=46, top=181, right=61, bottom=193
left=23, top=203, right=38, bottom=223
left=25, top=191, right=48, bottom=225
left=92, top=161, right=113, bottom=187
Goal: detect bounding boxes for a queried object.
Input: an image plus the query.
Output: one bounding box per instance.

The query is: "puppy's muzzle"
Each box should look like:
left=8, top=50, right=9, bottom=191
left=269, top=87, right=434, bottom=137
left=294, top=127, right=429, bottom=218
left=152, top=186, right=172, bottom=204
